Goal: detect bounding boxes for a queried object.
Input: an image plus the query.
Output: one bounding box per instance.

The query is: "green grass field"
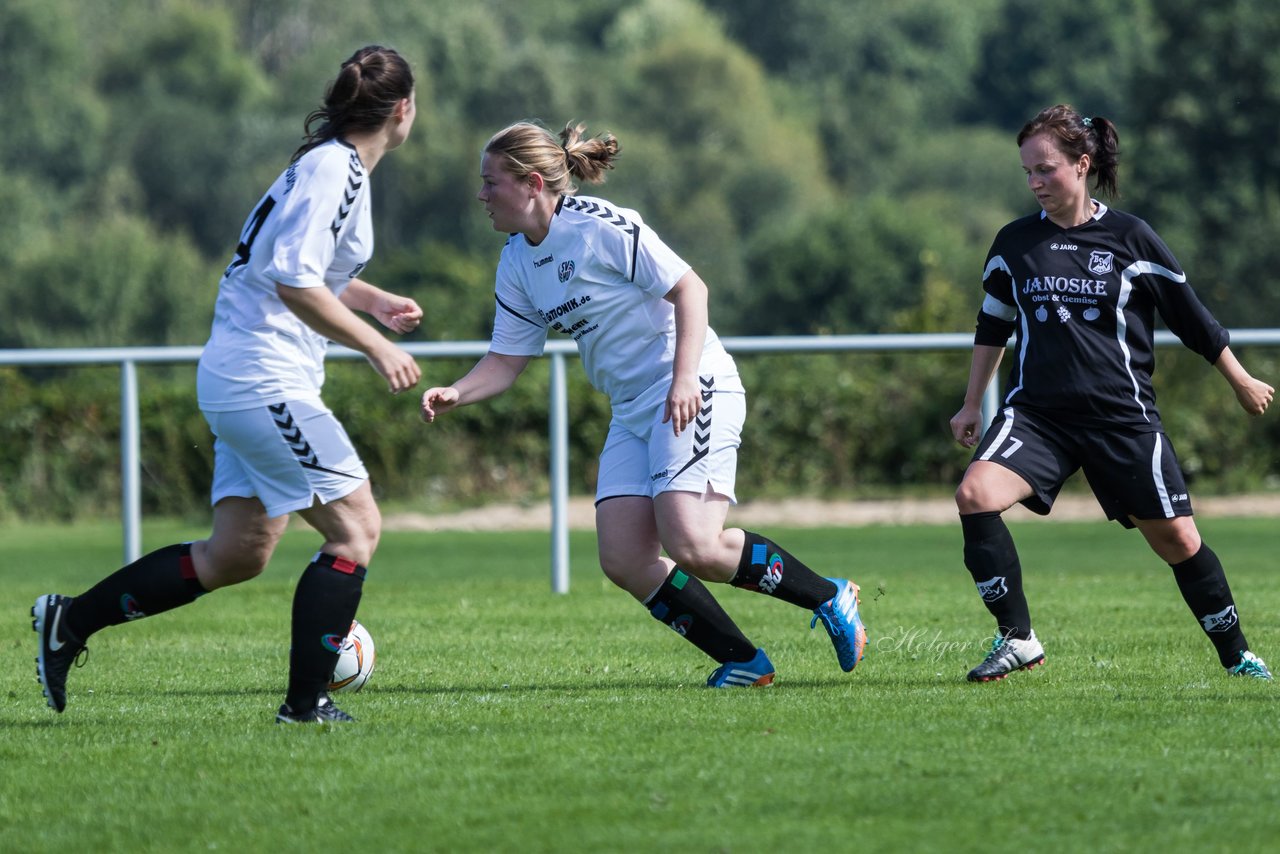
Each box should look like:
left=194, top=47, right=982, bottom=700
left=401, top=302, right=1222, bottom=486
left=2, top=517, right=1277, bottom=852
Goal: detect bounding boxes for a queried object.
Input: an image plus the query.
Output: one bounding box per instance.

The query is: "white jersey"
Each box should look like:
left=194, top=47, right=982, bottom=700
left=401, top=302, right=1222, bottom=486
left=489, top=194, right=742, bottom=425
left=197, top=139, right=372, bottom=411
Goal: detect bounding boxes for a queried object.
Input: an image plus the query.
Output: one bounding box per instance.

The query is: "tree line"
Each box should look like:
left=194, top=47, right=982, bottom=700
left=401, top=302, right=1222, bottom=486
left=2, top=0, right=1278, bottom=518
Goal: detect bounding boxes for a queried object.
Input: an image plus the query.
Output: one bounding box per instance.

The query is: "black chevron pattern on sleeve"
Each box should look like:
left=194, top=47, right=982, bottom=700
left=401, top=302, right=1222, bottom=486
left=329, top=151, right=366, bottom=240
left=562, top=196, right=642, bottom=281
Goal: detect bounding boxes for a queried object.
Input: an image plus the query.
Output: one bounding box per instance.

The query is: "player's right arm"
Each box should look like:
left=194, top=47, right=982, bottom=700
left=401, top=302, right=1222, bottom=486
left=420, top=352, right=532, bottom=422
left=951, top=344, right=1005, bottom=447
left=952, top=249, right=1017, bottom=447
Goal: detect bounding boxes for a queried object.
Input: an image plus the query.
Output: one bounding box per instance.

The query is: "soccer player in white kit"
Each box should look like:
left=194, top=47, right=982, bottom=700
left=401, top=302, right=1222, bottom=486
left=421, top=121, right=867, bottom=686
left=33, top=46, right=423, bottom=722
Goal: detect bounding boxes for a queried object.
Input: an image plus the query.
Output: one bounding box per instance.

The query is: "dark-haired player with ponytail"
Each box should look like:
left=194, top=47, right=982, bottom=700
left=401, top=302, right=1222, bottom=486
left=950, top=104, right=1274, bottom=682
left=33, top=45, right=423, bottom=722
left=420, top=121, right=866, bottom=687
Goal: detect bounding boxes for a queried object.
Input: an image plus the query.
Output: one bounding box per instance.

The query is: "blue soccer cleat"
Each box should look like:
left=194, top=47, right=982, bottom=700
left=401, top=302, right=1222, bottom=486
left=706, top=647, right=775, bottom=688
left=811, top=578, right=867, bottom=672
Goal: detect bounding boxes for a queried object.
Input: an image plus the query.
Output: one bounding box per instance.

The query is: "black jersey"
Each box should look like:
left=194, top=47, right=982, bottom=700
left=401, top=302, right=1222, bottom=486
left=974, top=203, right=1228, bottom=431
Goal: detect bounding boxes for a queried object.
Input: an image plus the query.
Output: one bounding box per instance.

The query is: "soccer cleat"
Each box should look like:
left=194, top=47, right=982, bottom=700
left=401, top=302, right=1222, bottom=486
left=810, top=578, right=867, bottom=672
left=1227, top=650, right=1272, bottom=679
left=275, top=693, right=356, bottom=724
left=706, top=648, right=775, bottom=688
left=967, top=630, right=1045, bottom=682
left=32, top=594, right=87, bottom=713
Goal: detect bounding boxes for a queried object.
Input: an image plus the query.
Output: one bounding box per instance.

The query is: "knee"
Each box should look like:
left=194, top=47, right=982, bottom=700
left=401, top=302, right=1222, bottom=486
left=598, top=560, right=631, bottom=591
left=195, top=540, right=271, bottom=590
left=334, top=508, right=382, bottom=567
left=218, top=557, right=269, bottom=586
left=1153, top=527, right=1202, bottom=564
left=343, top=526, right=381, bottom=568
left=956, top=476, right=995, bottom=515
left=664, top=539, right=730, bottom=582
left=597, top=544, right=627, bottom=586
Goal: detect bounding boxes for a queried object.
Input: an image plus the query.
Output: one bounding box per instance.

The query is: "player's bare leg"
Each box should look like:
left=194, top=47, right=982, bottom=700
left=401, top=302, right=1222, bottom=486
left=596, top=495, right=768, bottom=685
left=656, top=487, right=866, bottom=672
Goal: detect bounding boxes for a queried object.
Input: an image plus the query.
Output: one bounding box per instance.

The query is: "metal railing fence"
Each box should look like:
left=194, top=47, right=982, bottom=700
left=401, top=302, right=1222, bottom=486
left=4, top=328, right=1279, bottom=592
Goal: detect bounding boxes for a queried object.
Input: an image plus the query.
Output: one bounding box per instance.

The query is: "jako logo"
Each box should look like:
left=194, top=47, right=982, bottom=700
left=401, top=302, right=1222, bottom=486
left=558, top=260, right=575, bottom=282
left=977, top=576, right=1008, bottom=602
left=1200, top=605, right=1238, bottom=633
left=1050, top=243, right=1079, bottom=251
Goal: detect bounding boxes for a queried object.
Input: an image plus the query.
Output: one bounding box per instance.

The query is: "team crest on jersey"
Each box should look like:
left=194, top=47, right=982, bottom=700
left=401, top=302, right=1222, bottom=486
left=1088, top=251, right=1114, bottom=275
left=558, top=260, right=575, bottom=283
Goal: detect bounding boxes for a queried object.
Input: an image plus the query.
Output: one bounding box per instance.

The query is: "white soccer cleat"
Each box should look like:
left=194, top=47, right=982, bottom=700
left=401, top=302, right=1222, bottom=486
left=967, top=630, right=1045, bottom=682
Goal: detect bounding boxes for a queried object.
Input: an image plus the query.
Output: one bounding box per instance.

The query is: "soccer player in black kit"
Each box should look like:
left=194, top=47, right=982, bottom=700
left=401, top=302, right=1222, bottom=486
left=949, top=104, right=1274, bottom=682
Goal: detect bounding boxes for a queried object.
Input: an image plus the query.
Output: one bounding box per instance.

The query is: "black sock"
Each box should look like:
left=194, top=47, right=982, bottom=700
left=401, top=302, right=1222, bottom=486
left=961, top=512, right=1032, bottom=640
left=729, top=531, right=838, bottom=609
left=65, top=543, right=206, bottom=641
left=1170, top=543, right=1248, bottom=667
left=285, top=553, right=366, bottom=712
left=646, top=567, right=757, bottom=664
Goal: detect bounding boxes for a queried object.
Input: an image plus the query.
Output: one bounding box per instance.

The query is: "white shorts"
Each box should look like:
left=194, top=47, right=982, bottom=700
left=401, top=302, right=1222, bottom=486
left=596, top=377, right=744, bottom=504
left=203, top=400, right=368, bottom=518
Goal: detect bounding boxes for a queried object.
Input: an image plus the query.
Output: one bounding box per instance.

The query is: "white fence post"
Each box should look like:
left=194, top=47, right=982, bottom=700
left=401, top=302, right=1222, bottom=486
left=121, top=359, right=142, bottom=564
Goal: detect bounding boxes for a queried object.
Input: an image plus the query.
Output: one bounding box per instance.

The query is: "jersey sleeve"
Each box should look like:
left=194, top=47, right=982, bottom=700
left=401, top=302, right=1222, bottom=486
left=1129, top=222, right=1229, bottom=362
left=262, top=151, right=349, bottom=290
left=488, top=248, right=548, bottom=357
left=974, top=240, right=1019, bottom=347
left=592, top=206, right=690, bottom=296
left=631, top=223, right=692, bottom=297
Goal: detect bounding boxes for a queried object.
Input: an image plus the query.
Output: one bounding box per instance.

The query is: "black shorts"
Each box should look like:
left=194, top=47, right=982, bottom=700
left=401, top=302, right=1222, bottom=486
left=971, top=406, right=1193, bottom=528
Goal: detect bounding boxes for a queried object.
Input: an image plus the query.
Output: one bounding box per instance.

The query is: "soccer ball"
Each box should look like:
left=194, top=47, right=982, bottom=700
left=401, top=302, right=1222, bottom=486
left=329, top=620, right=376, bottom=693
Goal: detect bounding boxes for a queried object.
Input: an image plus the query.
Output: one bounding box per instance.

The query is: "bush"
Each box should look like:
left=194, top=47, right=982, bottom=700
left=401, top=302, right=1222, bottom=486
left=4, top=344, right=1275, bottom=521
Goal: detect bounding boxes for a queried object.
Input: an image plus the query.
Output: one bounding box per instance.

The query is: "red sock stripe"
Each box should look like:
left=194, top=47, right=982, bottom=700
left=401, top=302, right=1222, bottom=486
left=179, top=543, right=197, bottom=580
left=312, top=551, right=367, bottom=578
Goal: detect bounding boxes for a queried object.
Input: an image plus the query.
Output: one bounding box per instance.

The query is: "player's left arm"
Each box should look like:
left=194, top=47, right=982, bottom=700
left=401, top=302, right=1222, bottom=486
left=340, top=278, right=423, bottom=335
left=277, top=283, right=420, bottom=393
left=1153, top=285, right=1270, bottom=414
left=1133, top=229, right=1272, bottom=415
left=662, top=270, right=709, bottom=436
left=1212, top=346, right=1274, bottom=416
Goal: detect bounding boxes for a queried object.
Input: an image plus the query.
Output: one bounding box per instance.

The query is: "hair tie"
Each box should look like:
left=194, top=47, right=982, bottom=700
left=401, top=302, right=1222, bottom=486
left=1082, top=116, right=1093, bottom=128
